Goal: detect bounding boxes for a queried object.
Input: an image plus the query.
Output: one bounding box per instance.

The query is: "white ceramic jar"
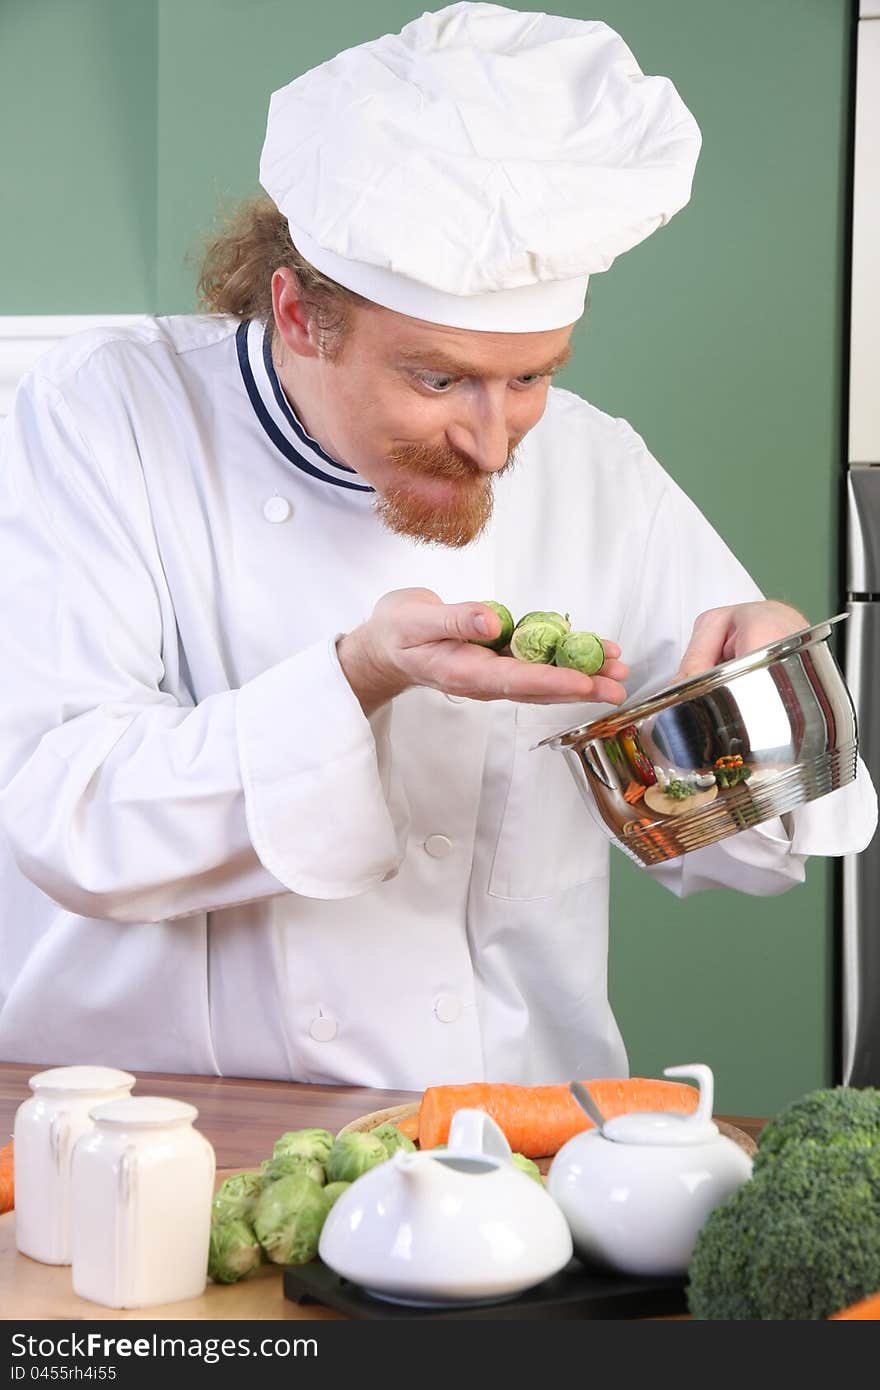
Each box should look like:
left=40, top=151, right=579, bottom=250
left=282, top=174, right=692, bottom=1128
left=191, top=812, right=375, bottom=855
left=70, top=1096, right=216, bottom=1309
left=14, top=1065, right=136, bottom=1265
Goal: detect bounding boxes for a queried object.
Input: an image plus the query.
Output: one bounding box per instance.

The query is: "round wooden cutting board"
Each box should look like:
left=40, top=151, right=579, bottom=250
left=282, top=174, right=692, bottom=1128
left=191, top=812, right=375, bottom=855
left=643, top=784, right=719, bottom=818
left=337, top=1102, right=757, bottom=1175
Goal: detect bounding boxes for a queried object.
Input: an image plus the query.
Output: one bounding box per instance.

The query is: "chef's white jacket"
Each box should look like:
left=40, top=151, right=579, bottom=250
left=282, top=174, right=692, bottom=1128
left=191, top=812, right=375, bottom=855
left=0, top=316, right=875, bottom=1085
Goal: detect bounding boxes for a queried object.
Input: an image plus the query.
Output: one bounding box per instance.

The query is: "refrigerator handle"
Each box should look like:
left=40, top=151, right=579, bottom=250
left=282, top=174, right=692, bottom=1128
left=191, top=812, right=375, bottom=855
left=842, top=602, right=867, bottom=1085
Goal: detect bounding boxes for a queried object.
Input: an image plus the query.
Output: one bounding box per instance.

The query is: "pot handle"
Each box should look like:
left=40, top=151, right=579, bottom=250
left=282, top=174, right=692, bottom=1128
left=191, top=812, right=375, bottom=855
left=581, top=745, right=617, bottom=791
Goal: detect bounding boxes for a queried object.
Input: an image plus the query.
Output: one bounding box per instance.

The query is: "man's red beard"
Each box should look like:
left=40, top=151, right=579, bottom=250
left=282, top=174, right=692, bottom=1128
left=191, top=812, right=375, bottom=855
left=374, top=440, right=520, bottom=548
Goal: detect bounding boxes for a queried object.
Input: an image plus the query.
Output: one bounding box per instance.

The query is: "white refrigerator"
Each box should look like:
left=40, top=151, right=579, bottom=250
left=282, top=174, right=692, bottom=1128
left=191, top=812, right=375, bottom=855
left=843, top=1, right=880, bottom=1086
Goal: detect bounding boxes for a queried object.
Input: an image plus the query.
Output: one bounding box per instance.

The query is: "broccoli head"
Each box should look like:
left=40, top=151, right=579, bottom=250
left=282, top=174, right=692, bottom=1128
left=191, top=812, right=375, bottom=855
left=687, top=1142, right=880, bottom=1319
left=753, top=1085, right=880, bottom=1174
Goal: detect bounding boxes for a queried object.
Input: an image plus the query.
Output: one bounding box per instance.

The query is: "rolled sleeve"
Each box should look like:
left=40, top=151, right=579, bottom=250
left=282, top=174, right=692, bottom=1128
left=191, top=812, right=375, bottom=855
left=236, top=635, right=407, bottom=897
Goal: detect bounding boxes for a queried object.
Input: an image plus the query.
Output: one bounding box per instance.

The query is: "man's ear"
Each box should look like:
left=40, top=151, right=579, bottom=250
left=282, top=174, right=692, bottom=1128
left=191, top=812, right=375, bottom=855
left=271, top=266, right=321, bottom=359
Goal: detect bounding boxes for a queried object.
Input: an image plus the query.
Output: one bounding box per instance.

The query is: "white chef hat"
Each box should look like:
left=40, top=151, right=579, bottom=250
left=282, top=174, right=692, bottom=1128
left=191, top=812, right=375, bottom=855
left=259, top=2, right=701, bottom=333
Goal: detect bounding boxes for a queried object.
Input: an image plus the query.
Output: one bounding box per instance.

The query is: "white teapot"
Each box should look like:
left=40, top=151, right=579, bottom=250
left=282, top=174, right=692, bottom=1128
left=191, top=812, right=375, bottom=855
left=318, top=1108, right=573, bottom=1306
left=546, top=1064, right=753, bottom=1278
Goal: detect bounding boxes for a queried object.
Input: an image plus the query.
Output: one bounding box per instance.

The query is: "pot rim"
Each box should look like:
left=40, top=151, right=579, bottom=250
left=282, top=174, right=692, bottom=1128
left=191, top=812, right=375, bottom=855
left=539, top=612, right=848, bottom=748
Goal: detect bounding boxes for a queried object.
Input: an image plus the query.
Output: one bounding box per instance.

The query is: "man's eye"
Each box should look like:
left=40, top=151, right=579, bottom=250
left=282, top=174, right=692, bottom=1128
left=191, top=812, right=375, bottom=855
left=513, top=373, right=543, bottom=387
left=416, top=373, right=459, bottom=392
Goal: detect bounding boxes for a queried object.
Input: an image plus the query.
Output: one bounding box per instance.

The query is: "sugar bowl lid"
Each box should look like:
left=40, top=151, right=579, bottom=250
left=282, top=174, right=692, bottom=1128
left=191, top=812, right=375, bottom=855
left=601, top=1065, right=720, bottom=1147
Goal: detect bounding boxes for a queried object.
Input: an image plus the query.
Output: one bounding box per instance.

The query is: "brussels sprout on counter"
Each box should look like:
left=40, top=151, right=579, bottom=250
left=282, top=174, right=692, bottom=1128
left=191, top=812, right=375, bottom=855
left=370, top=1122, right=417, bottom=1157
left=271, top=1127, right=334, bottom=1166
left=510, top=1152, right=543, bottom=1184
left=260, top=1152, right=326, bottom=1185
left=510, top=611, right=571, bottom=663
left=208, top=1217, right=264, bottom=1284
left=323, top=1181, right=352, bottom=1207
left=325, top=1130, right=390, bottom=1183
left=211, top=1170, right=264, bottom=1225
left=253, top=1174, right=333, bottom=1266
left=470, top=601, right=515, bottom=652
left=553, top=631, right=605, bottom=676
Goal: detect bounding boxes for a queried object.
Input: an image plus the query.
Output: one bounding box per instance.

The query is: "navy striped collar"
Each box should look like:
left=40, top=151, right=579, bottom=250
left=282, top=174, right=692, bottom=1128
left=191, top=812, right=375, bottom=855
left=236, top=319, right=374, bottom=493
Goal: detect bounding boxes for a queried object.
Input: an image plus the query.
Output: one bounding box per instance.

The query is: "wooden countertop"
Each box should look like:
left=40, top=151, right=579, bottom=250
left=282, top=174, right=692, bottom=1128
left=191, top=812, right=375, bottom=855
left=0, top=1062, right=766, bottom=1322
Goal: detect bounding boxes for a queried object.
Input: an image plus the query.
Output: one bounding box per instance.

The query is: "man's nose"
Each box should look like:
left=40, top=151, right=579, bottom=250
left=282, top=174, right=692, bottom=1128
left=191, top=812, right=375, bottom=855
left=445, top=397, right=513, bottom=474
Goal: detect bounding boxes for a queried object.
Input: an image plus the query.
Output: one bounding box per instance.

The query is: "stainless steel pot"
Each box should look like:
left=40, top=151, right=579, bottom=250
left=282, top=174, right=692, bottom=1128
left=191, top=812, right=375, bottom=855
left=538, top=614, right=858, bottom=867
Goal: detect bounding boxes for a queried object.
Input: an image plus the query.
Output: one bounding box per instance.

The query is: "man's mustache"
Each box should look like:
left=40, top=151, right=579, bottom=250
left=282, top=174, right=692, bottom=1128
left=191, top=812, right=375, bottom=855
left=387, top=439, right=521, bottom=481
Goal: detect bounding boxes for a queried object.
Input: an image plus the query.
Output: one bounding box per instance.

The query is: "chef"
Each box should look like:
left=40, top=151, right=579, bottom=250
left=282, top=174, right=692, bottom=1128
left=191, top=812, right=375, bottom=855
left=0, top=3, right=875, bottom=1085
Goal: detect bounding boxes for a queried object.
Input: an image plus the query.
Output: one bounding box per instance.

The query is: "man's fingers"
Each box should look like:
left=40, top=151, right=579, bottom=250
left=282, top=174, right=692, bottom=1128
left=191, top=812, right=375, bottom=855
left=601, top=658, right=628, bottom=682
left=460, top=654, right=627, bottom=705
left=398, top=601, right=502, bottom=648
left=673, top=610, right=735, bottom=683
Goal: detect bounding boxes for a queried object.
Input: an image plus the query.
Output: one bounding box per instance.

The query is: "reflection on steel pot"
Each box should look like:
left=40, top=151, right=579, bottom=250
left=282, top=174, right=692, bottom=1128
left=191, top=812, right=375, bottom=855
left=538, top=615, right=858, bottom=867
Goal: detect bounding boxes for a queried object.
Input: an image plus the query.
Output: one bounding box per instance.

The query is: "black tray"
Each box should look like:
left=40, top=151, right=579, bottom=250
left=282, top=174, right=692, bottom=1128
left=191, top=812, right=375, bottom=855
left=283, top=1258, right=687, bottom=1320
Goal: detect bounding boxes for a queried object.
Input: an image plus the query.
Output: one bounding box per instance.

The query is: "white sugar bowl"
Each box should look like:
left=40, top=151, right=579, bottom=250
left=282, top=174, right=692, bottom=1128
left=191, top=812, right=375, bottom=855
left=319, top=1108, right=573, bottom=1306
left=14, top=1065, right=136, bottom=1265
left=547, top=1064, right=753, bottom=1277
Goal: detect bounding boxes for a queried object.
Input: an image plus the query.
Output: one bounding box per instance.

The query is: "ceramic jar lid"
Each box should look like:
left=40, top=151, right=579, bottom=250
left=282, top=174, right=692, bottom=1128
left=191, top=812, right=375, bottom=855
left=89, top=1096, right=198, bottom=1128
left=28, top=1066, right=136, bottom=1095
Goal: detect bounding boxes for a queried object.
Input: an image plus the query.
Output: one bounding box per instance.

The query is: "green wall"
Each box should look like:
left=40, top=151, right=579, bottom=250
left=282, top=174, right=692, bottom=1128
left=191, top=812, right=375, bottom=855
left=0, top=1, right=853, bottom=1117
left=0, top=0, right=157, bottom=311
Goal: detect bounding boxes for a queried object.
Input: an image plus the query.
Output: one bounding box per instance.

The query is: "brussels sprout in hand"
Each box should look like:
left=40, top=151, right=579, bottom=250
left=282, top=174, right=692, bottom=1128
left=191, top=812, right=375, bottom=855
left=554, top=631, right=605, bottom=677
left=469, top=601, right=514, bottom=652
left=271, top=1128, right=334, bottom=1166
left=510, top=611, right=570, bottom=664
left=253, top=1174, right=332, bottom=1266
left=370, top=1122, right=417, bottom=1157
left=517, top=610, right=571, bottom=630
left=208, top=1217, right=264, bottom=1284
left=212, top=1171, right=264, bottom=1225
left=325, top=1131, right=389, bottom=1183
left=260, top=1152, right=326, bottom=1185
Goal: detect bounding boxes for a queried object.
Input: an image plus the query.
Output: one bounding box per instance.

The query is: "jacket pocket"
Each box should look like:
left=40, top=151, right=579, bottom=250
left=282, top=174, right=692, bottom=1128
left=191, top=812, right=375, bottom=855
left=487, top=704, right=609, bottom=901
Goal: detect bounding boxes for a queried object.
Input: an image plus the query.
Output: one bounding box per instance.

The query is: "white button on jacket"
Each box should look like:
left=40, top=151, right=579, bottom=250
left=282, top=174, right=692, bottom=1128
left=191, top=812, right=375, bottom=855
left=424, top=835, right=454, bottom=859
left=0, top=316, right=875, bottom=1088
left=308, top=1017, right=338, bottom=1043
left=263, top=496, right=291, bottom=523
left=434, top=994, right=462, bottom=1024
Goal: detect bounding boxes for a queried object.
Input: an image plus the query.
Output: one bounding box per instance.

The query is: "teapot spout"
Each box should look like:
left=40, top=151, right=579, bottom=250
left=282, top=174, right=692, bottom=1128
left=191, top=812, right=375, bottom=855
left=391, top=1149, right=432, bottom=1182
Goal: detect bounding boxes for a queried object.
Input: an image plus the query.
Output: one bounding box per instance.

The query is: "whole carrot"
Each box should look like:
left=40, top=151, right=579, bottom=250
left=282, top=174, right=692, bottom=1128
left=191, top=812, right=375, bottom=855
left=418, top=1078, right=699, bottom=1158
left=0, top=1141, right=13, bottom=1215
